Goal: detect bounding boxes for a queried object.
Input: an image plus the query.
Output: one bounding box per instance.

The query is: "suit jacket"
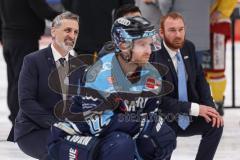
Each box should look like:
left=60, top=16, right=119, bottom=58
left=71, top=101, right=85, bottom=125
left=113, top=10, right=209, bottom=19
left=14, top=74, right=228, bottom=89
left=150, top=40, right=215, bottom=115
left=14, top=46, right=86, bottom=141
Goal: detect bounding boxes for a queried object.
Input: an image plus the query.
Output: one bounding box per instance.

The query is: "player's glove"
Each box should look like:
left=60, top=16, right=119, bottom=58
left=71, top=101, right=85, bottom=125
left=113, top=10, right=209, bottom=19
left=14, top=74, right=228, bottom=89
left=135, top=112, right=176, bottom=160
left=48, top=120, right=99, bottom=160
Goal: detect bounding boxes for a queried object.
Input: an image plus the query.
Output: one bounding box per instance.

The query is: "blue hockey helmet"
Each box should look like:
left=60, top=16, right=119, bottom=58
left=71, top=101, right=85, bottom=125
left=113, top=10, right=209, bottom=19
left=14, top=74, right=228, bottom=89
left=111, top=16, right=161, bottom=53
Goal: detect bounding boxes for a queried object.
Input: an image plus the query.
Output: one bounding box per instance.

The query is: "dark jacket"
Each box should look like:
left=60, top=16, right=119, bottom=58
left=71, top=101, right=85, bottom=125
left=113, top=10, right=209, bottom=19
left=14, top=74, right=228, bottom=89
left=61, top=0, right=135, bottom=53
left=150, top=40, right=215, bottom=115
left=0, top=0, right=59, bottom=40
left=14, top=46, right=86, bottom=141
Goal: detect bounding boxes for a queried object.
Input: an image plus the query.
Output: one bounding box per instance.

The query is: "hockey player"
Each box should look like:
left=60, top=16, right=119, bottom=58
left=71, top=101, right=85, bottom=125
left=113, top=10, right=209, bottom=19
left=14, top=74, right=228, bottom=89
left=48, top=16, right=176, bottom=160
left=97, top=4, right=142, bottom=58
left=205, top=0, right=237, bottom=115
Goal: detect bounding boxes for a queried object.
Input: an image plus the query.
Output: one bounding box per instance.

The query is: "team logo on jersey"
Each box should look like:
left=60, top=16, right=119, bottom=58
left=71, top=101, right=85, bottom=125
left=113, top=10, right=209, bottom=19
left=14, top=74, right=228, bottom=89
left=145, top=77, right=161, bottom=90
left=81, top=96, right=103, bottom=112
left=124, top=97, right=148, bottom=112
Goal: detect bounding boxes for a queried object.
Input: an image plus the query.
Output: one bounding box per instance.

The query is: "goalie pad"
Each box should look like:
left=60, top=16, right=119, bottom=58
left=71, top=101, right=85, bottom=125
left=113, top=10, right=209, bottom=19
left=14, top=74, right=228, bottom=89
left=205, top=21, right=231, bottom=71
left=203, top=21, right=231, bottom=71
left=206, top=72, right=226, bottom=102
left=211, top=33, right=226, bottom=71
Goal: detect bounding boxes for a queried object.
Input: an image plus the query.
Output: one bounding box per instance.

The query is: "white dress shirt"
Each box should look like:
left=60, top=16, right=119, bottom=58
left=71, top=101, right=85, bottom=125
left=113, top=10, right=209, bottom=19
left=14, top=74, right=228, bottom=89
left=51, top=44, right=72, bottom=110
left=163, top=41, right=200, bottom=116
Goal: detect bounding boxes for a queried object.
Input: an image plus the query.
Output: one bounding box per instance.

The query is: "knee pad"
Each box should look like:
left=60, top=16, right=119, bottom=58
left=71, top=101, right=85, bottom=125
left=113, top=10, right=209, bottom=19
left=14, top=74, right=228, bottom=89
left=48, top=134, right=99, bottom=160
left=204, top=23, right=230, bottom=71
left=206, top=71, right=226, bottom=102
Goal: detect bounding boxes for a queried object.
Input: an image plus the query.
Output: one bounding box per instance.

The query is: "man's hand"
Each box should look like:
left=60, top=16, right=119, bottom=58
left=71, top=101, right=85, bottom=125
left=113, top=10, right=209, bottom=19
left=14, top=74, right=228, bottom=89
left=199, top=105, right=219, bottom=122
left=199, top=105, right=224, bottom=127
left=211, top=115, right=224, bottom=128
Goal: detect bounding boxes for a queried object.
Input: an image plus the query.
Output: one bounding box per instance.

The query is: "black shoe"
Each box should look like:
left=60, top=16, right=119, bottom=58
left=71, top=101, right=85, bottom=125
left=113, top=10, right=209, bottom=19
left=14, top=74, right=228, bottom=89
left=216, top=102, right=224, bottom=116
left=7, top=127, right=14, bottom=142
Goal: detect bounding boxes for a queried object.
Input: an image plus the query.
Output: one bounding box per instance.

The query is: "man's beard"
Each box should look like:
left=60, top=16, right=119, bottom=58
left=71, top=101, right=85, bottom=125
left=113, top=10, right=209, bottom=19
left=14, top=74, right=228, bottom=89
left=57, top=38, right=75, bottom=52
left=164, top=36, right=185, bottom=50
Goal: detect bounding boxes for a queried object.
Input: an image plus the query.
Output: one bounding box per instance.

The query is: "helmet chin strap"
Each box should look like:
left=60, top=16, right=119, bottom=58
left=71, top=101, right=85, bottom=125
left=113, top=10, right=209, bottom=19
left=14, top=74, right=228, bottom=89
left=119, top=50, right=132, bottom=63
left=118, top=41, right=134, bottom=63
left=119, top=50, right=143, bottom=68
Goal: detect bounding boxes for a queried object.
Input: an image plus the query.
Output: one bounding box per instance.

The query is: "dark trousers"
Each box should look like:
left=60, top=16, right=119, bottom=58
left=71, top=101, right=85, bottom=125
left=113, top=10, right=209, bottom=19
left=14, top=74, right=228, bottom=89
left=167, top=117, right=223, bottom=160
left=3, top=38, right=38, bottom=140
left=17, top=129, right=50, bottom=160
left=97, top=131, right=170, bottom=160
left=95, top=131, right=135, bottom=160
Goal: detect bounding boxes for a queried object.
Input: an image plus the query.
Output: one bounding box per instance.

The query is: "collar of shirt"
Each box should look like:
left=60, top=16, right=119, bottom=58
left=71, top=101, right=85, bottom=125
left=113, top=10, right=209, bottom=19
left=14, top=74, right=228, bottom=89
left=51, top=44, right=71, bottom=62
left=163, top=41, right=180, bottom=59
left=163, top=41, right=197, bottom=115
left=163, top=41, right=181, bottom=70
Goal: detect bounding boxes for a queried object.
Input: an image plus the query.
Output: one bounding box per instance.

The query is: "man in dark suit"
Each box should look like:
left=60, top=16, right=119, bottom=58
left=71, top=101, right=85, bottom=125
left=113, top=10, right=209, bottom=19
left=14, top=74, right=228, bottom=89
left=150, top=12, right=224, bottom=160
left=0, top=0, right=60, bottom=141
left=14, top=12, right=86, bottom=160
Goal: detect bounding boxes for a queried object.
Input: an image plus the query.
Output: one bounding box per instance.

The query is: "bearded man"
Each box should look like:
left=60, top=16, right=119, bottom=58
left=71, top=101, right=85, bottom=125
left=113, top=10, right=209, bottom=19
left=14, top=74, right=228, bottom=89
left=150, top=12, right=224, bottom=160
left=14, top=12, right=86, bottom=160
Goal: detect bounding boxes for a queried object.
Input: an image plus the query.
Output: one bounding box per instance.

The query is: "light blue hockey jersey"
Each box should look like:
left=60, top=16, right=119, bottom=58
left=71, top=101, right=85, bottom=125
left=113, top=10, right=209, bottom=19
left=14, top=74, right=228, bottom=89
left=83, top=53, right=162, bottom=135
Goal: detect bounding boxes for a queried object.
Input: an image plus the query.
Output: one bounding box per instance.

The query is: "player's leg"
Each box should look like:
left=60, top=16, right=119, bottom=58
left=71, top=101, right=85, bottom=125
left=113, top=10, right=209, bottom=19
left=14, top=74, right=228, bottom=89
left=96, top=131, right=135, bottom=160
